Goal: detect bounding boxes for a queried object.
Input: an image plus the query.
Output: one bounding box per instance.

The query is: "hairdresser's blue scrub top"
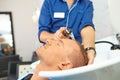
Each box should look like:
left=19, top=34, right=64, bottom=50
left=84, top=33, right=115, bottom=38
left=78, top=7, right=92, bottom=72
left=38, top=0, right=94, bottom=43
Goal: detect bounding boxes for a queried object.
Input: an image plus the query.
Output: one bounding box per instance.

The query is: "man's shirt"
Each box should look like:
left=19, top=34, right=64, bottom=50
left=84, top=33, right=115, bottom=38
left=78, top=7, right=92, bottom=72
left=38, top=0, right=94, bottom=43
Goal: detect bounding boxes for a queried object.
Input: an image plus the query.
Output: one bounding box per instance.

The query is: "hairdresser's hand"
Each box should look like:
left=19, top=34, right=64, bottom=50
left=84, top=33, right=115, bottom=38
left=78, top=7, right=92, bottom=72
left=54, top=27, right=68, bottom=39
left=87, top=50, right=96, bottom=65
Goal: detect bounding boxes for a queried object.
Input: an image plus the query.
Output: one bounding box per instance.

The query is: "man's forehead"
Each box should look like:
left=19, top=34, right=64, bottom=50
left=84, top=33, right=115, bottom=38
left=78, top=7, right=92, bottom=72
left=51, top=38, right=75, bottom=45
left=61, top=39, right=77, bottom=46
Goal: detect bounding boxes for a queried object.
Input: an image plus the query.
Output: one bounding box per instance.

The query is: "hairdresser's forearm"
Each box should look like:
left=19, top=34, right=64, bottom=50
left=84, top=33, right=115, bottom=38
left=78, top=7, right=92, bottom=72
left=81, top=26, right=95, bottom=48
left=81, top=26, right=95, bottom=64
left=40, top=27, right=67, bottom=43
left=40, top=31, right=54, bottom=43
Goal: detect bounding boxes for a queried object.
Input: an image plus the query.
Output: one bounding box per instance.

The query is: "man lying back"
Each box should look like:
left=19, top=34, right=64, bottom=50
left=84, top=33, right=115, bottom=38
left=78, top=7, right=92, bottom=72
left=31, top=38, right=88, bottom=80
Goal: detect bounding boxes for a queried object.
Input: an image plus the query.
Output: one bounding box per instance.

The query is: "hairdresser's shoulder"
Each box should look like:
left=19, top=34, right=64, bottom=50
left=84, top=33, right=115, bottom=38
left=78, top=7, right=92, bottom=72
left=44, top=0, right=58, bottom=3
left=82, top=0, right=93, bottom=3
left=81, top=0, right=93, bottom=7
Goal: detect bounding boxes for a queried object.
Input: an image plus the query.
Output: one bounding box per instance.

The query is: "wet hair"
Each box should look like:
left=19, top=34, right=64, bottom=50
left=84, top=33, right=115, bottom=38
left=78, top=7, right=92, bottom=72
left=77, top=42, right=88, bottom=65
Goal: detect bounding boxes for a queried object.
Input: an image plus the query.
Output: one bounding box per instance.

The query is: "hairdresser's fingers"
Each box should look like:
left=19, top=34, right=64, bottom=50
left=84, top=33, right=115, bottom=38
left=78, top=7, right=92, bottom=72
left=87, top=53, right=95, bottom=65
left=58, top=27, right=67, bottom=38
left=54, top=30, right=61, bottom=39
left=59, top=27, right=67, bottom=32
left=55, top=33, right=66, bottom=39
left=59, top=27, right=70, bottom=39
left=87, top=58, right=94, bottom=65
left=55, top=27, right=67, bottom=39
left=60, top=27, right=70, bottom=38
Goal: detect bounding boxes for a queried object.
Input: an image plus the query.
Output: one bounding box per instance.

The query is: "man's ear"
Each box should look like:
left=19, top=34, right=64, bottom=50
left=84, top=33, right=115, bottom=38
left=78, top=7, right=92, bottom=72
left=58, top=61, right=73, bottom=70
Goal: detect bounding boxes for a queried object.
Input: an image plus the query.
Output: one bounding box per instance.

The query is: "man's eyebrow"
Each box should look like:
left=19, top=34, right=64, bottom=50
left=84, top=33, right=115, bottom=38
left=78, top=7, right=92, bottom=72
left=57, top=39, right=64, bottom=47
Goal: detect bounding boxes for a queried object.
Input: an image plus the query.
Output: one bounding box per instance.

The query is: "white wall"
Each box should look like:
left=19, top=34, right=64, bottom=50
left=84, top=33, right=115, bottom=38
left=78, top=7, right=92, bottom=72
left=92, top=0, right=120, bottom=39
left=92, top=0, right=114, bottom=40
left=108, top=0, right=120, bottom=33
left=0, top=0, right=43, bottom=61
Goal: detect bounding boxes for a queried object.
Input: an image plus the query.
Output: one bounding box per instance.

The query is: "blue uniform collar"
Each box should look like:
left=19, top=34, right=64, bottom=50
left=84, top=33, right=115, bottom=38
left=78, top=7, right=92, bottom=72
left=61, top=0, right=80, bottom=2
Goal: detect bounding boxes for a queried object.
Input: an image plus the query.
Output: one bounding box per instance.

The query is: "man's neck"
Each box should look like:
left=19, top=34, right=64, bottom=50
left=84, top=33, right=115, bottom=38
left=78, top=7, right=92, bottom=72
left=31, top=62, right=49, bottom=80
left=31, top=62, right=59, bottom=80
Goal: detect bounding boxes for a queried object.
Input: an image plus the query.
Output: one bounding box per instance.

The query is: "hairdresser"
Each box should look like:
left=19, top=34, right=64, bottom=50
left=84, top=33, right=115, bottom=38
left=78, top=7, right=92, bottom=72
left=38, top=0, right=96, bottom=65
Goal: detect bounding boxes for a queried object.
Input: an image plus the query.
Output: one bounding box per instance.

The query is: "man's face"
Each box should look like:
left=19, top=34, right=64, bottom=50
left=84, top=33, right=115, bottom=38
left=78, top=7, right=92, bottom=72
left=36, top=39, right=78, bottom=66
